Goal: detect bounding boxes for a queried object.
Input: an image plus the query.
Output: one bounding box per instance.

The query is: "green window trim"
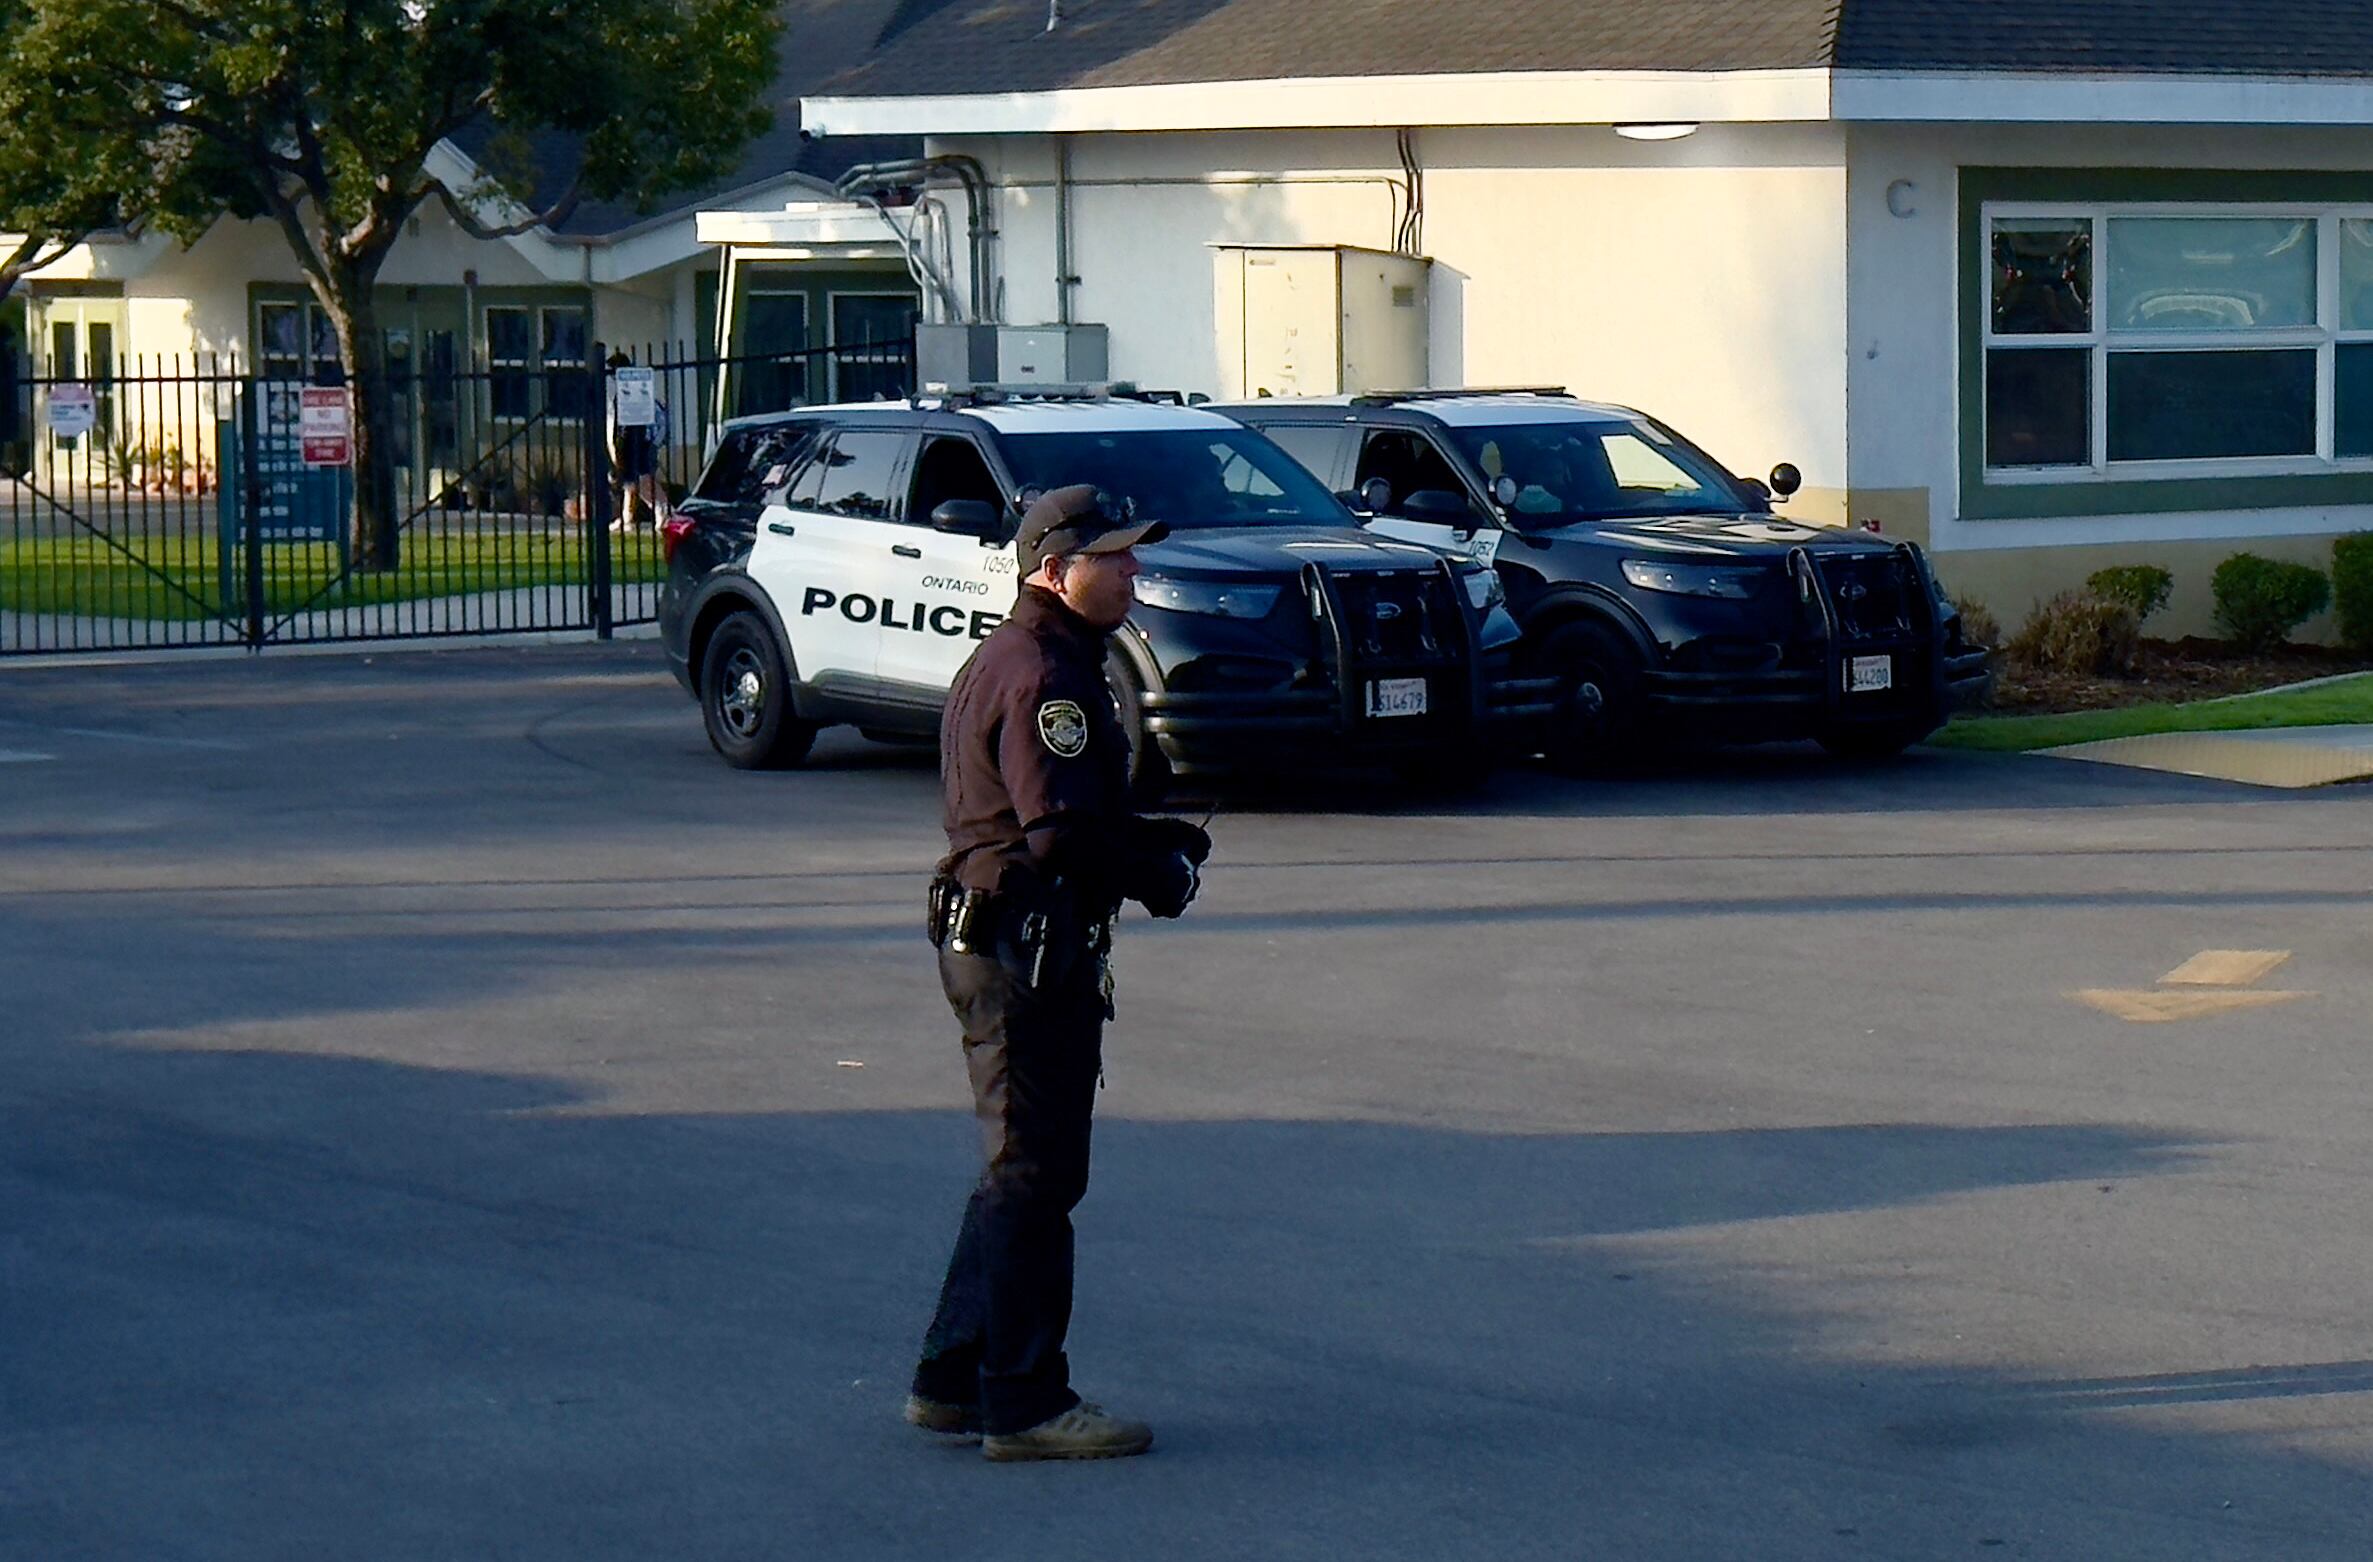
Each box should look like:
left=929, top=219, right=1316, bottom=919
left=1960, top=167, right=2373, bottom=520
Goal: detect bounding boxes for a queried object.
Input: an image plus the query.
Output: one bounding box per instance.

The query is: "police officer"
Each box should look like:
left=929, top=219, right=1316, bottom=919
left=907, top=484, right=1211, bottom=1462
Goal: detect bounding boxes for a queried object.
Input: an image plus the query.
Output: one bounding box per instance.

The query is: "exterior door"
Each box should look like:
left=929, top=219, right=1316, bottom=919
left=830, top=293, right=919, bottom=402
left=738, top=291, right=808, bottom=414
left=745, top=426, right=913, bottom=690
left=1354, top=427, right=1501, bottom=566
left=875, top=432, right=1013, bottom=693
left=36, top=295, right=126, bottom=466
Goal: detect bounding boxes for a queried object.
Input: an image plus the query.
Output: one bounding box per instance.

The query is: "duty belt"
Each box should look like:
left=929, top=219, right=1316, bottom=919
left=927, top=877, right=1114, bottom=987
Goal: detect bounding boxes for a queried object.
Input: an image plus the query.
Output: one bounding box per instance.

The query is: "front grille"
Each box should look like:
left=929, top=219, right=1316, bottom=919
left=1816, top=552, right=1921, bottom=641
left=1324, top=569, right=1462, bottom=664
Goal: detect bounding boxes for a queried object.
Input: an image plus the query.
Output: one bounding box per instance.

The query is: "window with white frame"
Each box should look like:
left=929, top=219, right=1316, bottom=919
left=484, top=303, right=588, bottom=420
left=1984, top=206, right=2373, bottom=478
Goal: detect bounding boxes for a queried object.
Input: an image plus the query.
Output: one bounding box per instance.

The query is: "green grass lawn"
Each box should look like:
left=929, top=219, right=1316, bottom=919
left=1932, top=672, right=2373, bottom=752
left=0, top=529, right=665, bottom=622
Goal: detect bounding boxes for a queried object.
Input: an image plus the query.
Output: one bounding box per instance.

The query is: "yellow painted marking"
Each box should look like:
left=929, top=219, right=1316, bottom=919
left=2072, top=988, right=2312, bottom=1023
left=2160, top=950, right=2291, bottom=988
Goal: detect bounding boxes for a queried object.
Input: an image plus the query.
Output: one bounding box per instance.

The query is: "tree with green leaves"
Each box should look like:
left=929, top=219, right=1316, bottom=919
left=13, top=0, right=780, bottom=568
left=0, top=0, right=145, bottom=310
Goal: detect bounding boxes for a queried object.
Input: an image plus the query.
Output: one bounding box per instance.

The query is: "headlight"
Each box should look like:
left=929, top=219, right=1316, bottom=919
left=1133, top=575, right=1281, bottom=620
left=1620, top=559, right=1763, bottom=600
left=1459, top=566, right=1506, bottom=613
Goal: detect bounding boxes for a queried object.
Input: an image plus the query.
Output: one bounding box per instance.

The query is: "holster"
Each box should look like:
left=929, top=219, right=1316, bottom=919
left=927, top=875, right=1114, bottom=994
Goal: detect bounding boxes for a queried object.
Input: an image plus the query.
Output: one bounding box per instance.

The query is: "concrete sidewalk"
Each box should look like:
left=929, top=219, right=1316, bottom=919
left=2042, top=723, right=2373, bottom=789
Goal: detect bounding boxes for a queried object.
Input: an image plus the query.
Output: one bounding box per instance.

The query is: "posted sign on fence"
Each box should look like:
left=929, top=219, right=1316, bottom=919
left=300, top=386, right=351, bottom=466
left=47, top=383, right=96, bottom=439
left=613, top=366, right=656, bottom=428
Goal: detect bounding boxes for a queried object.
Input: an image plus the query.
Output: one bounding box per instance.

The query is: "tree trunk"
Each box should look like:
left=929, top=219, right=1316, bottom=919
left=318, top=267, right=401, bottom=573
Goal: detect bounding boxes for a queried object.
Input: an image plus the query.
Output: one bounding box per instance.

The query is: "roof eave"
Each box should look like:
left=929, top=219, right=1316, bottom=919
left=803, top=69, right=1833, bottom=137
left=806, top=66, right=2373, bottom=137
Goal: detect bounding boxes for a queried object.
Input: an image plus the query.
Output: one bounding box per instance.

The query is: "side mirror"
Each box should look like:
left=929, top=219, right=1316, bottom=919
left=1357, top=476, right=1393, bottom=514
left=931, top=499, right=998, bottom=535
left=1402, top=488, right=1472, bottom=524
left=1768, top=463, right=1802, bottom=500
left=1490, top=474, right=1520, bottom=509
left=1739, top=476, right=1771, bottom=501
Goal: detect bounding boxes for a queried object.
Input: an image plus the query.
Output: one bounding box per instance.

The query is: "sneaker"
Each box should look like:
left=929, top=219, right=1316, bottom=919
left=903, top=1393, right=982, bottom=1436
left=982, top=1402, right=1153, bottom=1463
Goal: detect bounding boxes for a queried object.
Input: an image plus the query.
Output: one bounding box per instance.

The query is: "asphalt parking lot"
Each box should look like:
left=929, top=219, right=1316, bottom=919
left=5, top=641, right=2371, bottom=1560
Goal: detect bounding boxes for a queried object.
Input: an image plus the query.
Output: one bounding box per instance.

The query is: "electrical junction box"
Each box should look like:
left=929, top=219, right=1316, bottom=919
left=996, top=325, right=1109, bottom=384
left=1213, top=244, right=1430, bottom=399
left=915, top=323, right=997, bottom=389
left=915, top=323, right=1111, bottom=389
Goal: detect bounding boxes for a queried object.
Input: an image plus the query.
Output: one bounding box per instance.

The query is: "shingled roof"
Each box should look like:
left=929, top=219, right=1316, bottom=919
left=814, top=0, right=2373, bottom=98
left=451, top=0, right=923, bottom=241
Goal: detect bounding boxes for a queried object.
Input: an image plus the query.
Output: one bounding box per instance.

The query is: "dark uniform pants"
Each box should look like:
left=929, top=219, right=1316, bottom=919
left=912, top=938, right=1106, bottom=1436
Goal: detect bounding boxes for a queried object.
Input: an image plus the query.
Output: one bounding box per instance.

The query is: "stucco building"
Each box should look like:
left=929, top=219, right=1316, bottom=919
left=800, top=0, right=2373, bottom=638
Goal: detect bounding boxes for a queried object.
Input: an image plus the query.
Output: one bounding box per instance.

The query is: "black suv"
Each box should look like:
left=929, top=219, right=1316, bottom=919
left=1221, top=391, right=1990, bottom=763
left=656, top=388, right=1546, bottom=791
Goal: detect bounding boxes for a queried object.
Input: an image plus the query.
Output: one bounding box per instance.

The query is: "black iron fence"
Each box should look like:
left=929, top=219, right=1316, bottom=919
left=0, top=336, right=914, bottom=656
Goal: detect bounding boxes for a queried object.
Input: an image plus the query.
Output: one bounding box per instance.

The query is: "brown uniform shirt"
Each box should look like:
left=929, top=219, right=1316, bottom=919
left=938, top=585, right=1142, bottom=909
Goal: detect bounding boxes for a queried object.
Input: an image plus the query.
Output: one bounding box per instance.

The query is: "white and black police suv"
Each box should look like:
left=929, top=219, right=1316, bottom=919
left=656, top=387, right=1546, bottom=792
left=1218, top=390, right=1992, bottom=766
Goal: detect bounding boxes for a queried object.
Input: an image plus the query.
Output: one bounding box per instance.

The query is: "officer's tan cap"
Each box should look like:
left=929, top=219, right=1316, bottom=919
left=1017, top=484, right=1168, bottom=574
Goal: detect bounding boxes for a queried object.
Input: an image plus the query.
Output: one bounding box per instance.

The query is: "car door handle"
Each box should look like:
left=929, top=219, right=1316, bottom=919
left=767, top=522, right=796, bottom=536
left=891, top=544, right=922, bottom=558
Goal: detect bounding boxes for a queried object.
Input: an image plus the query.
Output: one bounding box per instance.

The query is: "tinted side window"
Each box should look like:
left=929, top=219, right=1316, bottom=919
left=1257, top=424, right=1354, bottom=489
left=808, top=430, right=905, bottom=520
left=695, top=424, right=817, bottom=505
left=907, top=435, right=1004, bottom=527
left=1354, top=429, right=1473, bottom=511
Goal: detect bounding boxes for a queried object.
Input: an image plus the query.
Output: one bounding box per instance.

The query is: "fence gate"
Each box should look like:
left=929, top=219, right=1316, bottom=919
left=0, top=338, right=913, bottom=657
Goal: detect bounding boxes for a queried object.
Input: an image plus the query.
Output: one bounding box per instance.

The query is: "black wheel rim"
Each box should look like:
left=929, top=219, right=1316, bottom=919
left=1561, top=663, right=1610, bottom=740
left=718, top=646, right=767, bottom=740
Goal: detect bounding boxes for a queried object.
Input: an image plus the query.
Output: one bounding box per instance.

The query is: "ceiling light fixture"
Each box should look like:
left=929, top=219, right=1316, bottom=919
left=1614, top=123, right=1700, bottom=141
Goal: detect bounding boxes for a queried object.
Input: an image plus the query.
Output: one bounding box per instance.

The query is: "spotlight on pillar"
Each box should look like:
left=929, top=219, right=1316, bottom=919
left=1613, top=123, right=1700, bottom=141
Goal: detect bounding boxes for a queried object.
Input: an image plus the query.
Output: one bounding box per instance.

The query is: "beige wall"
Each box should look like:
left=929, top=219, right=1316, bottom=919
left=1934, top=531, right=2357, bottom=646
left=938, top=124, right=1852, bottom=514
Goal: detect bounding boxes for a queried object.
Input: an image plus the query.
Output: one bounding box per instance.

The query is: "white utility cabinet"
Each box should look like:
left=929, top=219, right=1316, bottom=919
left=1213, top=244, right=1430, bottom=399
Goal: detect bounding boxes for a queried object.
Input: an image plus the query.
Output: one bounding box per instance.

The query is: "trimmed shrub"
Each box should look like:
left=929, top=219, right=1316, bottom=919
left=1950, top=593, right=2001, bottom=651
left=2211, top=553, right=2330, bottom=653
left=2005, top=590, right=2140, bottom=677
left=2084, top=564, right=2174, bottom=624
left=2334, top=533, right=2373, bottom=654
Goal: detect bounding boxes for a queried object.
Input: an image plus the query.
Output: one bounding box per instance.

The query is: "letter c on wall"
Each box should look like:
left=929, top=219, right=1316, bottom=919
left=1885, top=179, right=1917, bottom=219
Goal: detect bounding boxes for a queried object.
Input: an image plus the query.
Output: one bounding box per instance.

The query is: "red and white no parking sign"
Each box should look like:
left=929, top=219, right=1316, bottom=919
left=299, top=386, right=351, bottom=467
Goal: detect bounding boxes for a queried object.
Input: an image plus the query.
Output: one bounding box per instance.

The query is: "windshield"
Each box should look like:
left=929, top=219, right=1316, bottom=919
left=996, top=429, right=1347, bottom=529
left=1446, top=419, right=1749, bottom=528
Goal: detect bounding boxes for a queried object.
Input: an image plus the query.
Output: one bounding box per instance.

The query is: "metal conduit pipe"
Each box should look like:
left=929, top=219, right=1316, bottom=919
left=834, top=157, right=998, bottom=324
left=1055, top=136, right=1073, bottom=326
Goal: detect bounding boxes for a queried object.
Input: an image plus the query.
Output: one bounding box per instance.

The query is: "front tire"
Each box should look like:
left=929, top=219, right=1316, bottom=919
left=1530, top=619, right=1644, bottom=775
left=700, top=611, right=817, bottom=769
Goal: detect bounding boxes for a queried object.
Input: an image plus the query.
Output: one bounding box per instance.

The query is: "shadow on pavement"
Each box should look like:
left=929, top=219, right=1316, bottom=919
left=3, top=1041, right=2365, bottom=1562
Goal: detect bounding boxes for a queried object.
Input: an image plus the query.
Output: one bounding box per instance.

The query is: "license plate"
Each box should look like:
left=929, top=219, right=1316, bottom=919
left=1847, top=654, right=1893, bottom=693
left=1366, top=677, right=1428, bottom=718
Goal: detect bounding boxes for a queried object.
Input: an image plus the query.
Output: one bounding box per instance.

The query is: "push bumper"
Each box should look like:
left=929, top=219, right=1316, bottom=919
left=1139, top=559, right=1557, bottom=770
left=1140, top=668, right=1557, bottom=765
left=1636, top=543, right=1990, bottom=742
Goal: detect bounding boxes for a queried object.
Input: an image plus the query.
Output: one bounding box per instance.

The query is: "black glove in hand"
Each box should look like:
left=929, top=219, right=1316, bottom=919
left=1140, top=816, right=1213, bottom=866
left=1137, top=850, right=1200, bottom=919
